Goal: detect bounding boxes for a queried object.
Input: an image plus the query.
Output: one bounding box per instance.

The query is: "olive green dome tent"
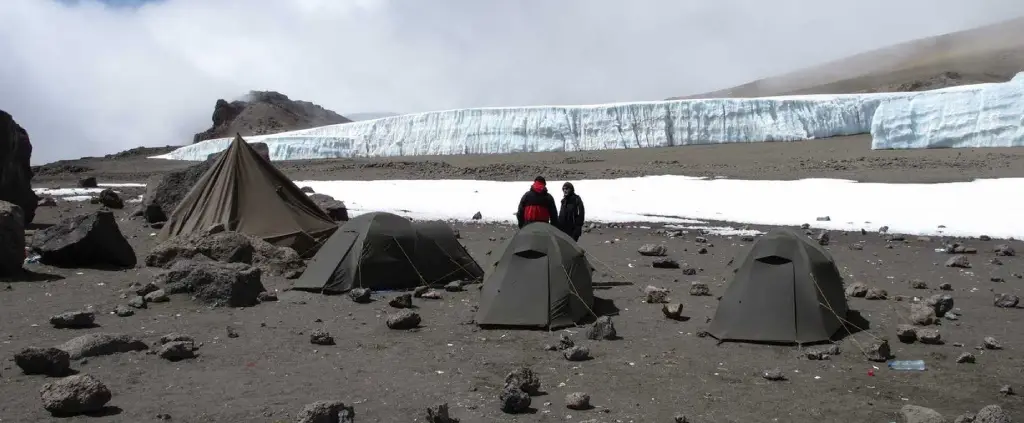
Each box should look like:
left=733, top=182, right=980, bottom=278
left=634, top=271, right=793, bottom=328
left=708, top=228, right=848, bottom=344
left=476, top=222, right=594, bottom=329
left=157, top=134, right=337, bottom=256
left=291, top=212, right=483, bottom=293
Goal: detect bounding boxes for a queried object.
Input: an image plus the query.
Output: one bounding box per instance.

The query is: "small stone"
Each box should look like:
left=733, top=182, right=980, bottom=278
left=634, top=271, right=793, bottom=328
left=413, top=286, right=430, bottom=297
left=898, top=405, right=945, bottom=423
left=896, top=325, right=918, bottom=343
left=565, top=392, right=591, bottom=410
left=816, top=231, right=830, bottom=246
left=688, top=281, right=711, bottom=296
left=910, top=303, right=938, bottom=326
left=673, top=415, right=691, bottom=423
left=226, top=326, right=239, bottom=338
left=865, top=287, right=887, bottom=300
left=563, top=346, right=591, bottom=361
left=471, top=211, right=482, bottom=220
left=994, top=244, right=1016, bottom=256
left=386, top=310, right=421, bottom=330
left=990, top=258, right=1004, bottom=265
left=1000, top=385, right=1015, bottom=396
left=143, top=289, right=168, bottom=303
left=425, top=403, right=459, bottom=423
left=644, top=285, right=669, bottom=303
left=925, top=294, right=954, bottom=317
left=127, top=296, right=147, bottom=309
left=909, top=279, right=928, bottom=289
left=295, top=400, right=355, bottom=423
left=918, top=328, right=943, bottom=345
left=420, top=289, right=442, bottom=299
left=864, top=339, right=891, bottom=362
left=696, top=247, right=708, bottom=254
left=257, top=291, right=278, bottom=302
left=939, top=283, right=952, bottom=291
left=49, top=311, right=95, bottom=329
left=994, top=293, right=1019, bottom=308
left=499, top=385, right=531, bottom=414
left=850, top=243, right=864, bottom=251
left=661, top=303, right=684, bottom=320
left=762, top=369, right=787, bottom=381
left=504, top=367, right=541, bottom=395
left=983, top=336, right=1002, bottom=350
left=348, top=288, right=371, bottom=303
left=444, top=281, right=464, bottom=292
left=129, top=282, right=160, bottom=297
left=14, top=347, right=71, bottom=376
left=637, top=244, right=667, bottom=257
left=945, top=255, right=971, bottom=268
left=544, top=334, right=575, bottom=351
left=845, top=282, right=868, bottom=297
left=113, top=305, right=134, bottom=317
left=158, top=341, right=196, bottom=361
left=310, top=329, right=335, bottom=345
left=586, top=316, right=617, bottom=340
left=40, top=374, right=111, bottom=415
left=956, top=352, right=976, bottom=363
left=681, top=266, right=697, bottom=275
left=388, top=294, right=413, bottom=309
left=158, top=333, right=194, bottom=344
left=652, top=258, right=679, bottom=269
left=975, top=405, right=1011, bottom=423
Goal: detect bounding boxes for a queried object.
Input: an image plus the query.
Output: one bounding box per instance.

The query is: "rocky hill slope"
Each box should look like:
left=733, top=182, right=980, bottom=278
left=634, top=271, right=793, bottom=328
left=192, top=91, right=352, bottom=143
left=673, top=16, right=1024, bottom=99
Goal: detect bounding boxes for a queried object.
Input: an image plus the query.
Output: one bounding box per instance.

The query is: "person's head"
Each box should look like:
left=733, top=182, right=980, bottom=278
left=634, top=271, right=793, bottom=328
left=531, top=176, right=546, bottom=191
left=562, top=182, right=575, bottom=195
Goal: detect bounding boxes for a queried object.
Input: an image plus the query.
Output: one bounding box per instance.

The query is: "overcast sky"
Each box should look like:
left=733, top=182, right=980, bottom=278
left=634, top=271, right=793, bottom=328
left=3, top=0, right=1024, bottom=165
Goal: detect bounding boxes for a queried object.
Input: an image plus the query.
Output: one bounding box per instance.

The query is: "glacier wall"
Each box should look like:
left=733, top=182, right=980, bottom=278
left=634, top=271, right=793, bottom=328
left=870, top=73, right=1024, bottom=149
left=154, top=82, right=1010, bottom=162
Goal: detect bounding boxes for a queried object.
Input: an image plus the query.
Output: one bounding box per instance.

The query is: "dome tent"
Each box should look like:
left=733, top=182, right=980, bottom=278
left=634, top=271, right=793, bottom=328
left=476, top=222, right=594, bottom=329
left=291, top=212, right=483, bottom=293
left=708, top=228, right=848, bottom=344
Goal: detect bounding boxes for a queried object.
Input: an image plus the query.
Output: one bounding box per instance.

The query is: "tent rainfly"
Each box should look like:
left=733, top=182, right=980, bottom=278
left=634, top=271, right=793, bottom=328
left=476, top=222, right=594, bottom=329
left=708, top=228, right=849, bottom=344
left=157, top=134, right=337, bottom=256
left=291, top=212, right=483, bottom=293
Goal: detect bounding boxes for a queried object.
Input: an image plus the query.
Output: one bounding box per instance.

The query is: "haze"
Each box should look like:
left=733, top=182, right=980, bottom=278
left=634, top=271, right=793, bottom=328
left=3, top=0, right=1024, bottom=165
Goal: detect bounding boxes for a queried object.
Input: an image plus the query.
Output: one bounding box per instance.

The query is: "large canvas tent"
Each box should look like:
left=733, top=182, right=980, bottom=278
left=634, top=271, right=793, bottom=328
left=291, top=212, right=483, bottom=293
left=157, top=134, right=338, bottom=256
left=708, top=228, right=848, bottom=344
left=476, top=223, right=594, bottom=329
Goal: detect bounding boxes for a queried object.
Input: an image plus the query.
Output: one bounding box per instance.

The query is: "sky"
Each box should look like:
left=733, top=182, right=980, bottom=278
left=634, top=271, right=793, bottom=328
left=3, top=0, right=1024, bottom=165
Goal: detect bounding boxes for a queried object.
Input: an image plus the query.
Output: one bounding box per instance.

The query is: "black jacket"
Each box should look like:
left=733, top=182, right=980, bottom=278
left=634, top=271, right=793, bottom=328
left=558, top=193, right=585, bottom=231
left=517, top=184, right=559, bottom=228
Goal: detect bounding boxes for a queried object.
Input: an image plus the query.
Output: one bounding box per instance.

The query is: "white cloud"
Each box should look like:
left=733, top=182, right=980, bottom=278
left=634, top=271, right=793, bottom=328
left=2, top=0, right=1023, bottom=164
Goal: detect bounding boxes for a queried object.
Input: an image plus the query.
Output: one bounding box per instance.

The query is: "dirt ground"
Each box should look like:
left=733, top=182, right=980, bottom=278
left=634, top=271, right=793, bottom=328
left=6, top=141, right=1024, bottom=422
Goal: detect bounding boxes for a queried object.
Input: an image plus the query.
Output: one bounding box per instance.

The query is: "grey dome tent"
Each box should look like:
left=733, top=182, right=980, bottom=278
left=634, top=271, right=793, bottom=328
left=708, top=228, right=848, bottom=344
left=157, top=134, right=337, bottom=256
left=476, top=223, right=594, bottom=329
left=291, top=212, right=483, bottom=293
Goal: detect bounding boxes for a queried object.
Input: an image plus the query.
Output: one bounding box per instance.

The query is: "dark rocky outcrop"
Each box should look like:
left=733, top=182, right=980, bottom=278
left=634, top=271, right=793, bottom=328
left=192, top=91, right=351, bottom=144
left=0, top=201, right=25, bottom=275
left=28, top=210, right=136, bottom=268
left=308, top=193, right=349, bottom=221
left=146, top=230, right=305, bottom=278
left=154, top=259, right=266, bottom=307
left=0, top=110, right=38, bottom=224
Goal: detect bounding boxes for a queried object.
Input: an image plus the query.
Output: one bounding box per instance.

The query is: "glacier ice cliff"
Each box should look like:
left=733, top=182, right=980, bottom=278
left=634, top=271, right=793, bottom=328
left=155, top=82, right=1011, bottom=162
left=871, top=73, right=1024, bottom=149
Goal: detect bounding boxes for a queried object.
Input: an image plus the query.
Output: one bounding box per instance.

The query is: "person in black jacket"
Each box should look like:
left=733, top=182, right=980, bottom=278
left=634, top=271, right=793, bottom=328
left=516, top=176, right=559, bottom=228
left=558, top=182, right=585, bottom=241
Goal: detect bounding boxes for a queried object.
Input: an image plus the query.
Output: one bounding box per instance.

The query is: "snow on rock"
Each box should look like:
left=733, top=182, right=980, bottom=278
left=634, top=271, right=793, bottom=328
left=872, top=73, right=1024, bottom=149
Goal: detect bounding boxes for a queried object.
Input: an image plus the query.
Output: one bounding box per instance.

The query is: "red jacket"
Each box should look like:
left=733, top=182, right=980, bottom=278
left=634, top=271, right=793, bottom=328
left=517, top=181, right=558, bottom=228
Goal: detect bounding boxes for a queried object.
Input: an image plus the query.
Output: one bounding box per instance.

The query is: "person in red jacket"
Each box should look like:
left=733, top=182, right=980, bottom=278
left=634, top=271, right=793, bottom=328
left=516, top=176, right=559, bottom=228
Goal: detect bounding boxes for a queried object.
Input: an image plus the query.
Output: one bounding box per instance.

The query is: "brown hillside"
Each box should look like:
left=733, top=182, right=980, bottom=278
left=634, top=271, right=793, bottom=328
left=673, top=16, right=1024, bottom=99
left=193, top=91, right=352, bottom=143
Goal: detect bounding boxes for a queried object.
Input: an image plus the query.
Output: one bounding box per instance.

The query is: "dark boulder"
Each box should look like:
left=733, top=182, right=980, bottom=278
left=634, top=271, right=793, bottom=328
left=308, top=193, right=349, bottom=221
left=146, top=230, right=304, bottom=278
left=28, top=210, right=136, bottom=268
left=94, top=189, right=123, bottom=209
left=0, top=110, right=38, bottom=224
left=77, top=177, right=97, bottom=188
left=0, top=201, right=25, bottom=276
left=154, top=259, right=265, bottom=307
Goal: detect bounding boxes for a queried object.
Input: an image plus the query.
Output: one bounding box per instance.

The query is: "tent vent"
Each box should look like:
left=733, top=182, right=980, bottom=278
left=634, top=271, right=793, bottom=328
left=756, top=255, right=792, bottom=265
left=514, top=250, right=546, bottom=259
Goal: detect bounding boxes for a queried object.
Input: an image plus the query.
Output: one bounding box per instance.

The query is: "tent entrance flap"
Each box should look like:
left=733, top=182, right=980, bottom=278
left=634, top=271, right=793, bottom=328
left=746, top=260, right=798, bottom=342
left=483, top=255, right=551, bottom=327
left=300, top=230, right=358, bottom=293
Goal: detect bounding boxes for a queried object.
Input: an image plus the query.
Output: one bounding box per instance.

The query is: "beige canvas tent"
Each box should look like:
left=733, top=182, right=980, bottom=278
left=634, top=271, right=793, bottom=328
left=157, top=134, right=337, bottom=255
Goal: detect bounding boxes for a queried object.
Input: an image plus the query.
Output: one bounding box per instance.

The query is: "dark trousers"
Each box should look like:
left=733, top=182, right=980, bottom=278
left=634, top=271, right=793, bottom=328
left=566, top=226, right=582, bottom=242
